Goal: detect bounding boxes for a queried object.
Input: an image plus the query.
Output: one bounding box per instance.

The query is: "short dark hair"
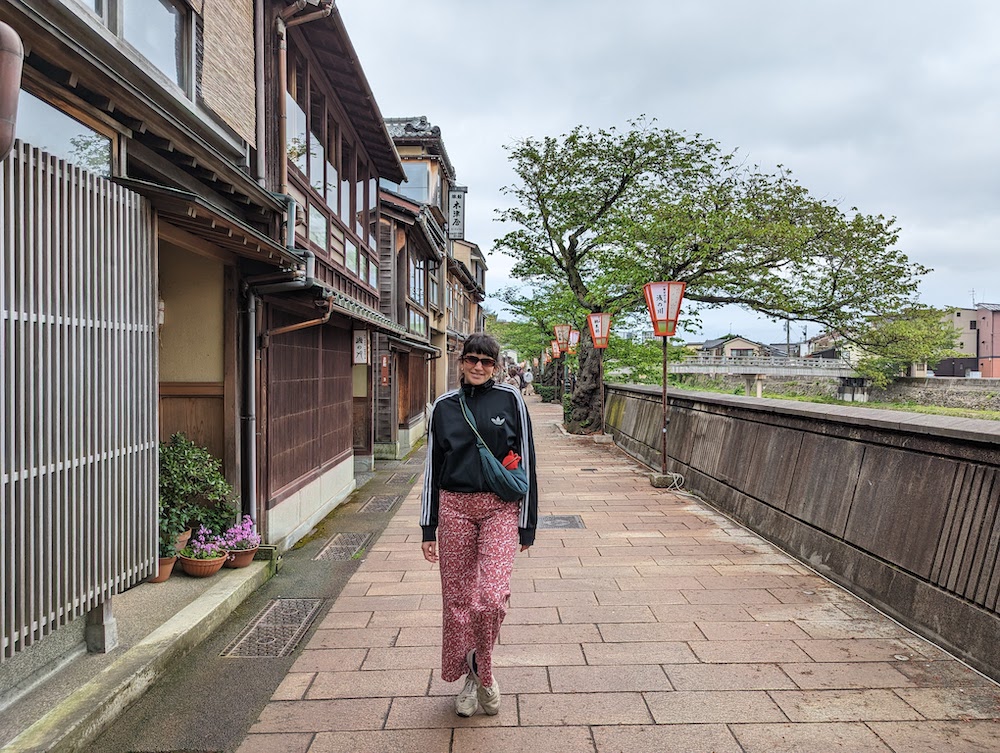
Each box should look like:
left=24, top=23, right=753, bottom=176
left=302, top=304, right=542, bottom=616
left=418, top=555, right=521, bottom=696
left=461, top=333, right=500, bottom=361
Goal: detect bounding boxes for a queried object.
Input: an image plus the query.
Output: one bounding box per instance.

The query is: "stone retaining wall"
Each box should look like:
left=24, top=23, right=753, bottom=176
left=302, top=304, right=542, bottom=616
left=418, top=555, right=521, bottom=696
left=604, top=383, right=1000, bottom=681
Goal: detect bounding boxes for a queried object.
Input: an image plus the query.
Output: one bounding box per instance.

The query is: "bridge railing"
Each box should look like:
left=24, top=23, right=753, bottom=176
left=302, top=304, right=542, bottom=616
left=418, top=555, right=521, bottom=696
left=679, top=355, right=855, bottom=371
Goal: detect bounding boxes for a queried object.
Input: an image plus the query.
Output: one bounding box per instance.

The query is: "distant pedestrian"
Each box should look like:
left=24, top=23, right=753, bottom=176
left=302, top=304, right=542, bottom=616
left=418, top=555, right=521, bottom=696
left=523, top=368, right=534, bottom=396
left=421, top=333, right=538, bottom=718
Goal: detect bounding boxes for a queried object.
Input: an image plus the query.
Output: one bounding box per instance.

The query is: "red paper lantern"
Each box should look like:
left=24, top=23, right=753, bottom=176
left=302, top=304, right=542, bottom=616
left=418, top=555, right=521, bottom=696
left=643, top=281, right=686, bottom=337
left=587, top=313, right=611, bottom=349
left=553, top=324, right=571, bottom=350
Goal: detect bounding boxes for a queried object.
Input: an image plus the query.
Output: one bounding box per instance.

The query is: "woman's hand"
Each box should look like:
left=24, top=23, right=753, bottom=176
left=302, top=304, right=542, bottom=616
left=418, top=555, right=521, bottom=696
left=421, top=541, right=438, bottom=563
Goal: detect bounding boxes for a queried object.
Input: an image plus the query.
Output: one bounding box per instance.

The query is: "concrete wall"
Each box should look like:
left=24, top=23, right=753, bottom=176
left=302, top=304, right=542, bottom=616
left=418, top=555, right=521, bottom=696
left=871, top=377, right=1000, bottom=411
left=605, top=384, right=1000, bottom=680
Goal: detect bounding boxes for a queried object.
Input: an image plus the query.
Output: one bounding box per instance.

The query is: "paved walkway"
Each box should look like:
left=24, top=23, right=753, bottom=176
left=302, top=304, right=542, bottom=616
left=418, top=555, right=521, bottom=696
left=237, top=399, right=1000, bottom=753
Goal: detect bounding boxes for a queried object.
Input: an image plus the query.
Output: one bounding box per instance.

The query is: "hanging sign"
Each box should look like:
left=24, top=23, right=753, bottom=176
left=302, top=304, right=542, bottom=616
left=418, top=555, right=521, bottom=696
left=353, top=330, right=370, bottom=364
left=380, top=353, right=390, bottom=386
left=447, top=186, right=467, bottom=239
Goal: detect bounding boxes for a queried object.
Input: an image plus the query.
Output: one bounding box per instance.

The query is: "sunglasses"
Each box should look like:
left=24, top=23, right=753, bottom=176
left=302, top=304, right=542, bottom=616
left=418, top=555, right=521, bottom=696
left=461, top=355, right=497, bottom=369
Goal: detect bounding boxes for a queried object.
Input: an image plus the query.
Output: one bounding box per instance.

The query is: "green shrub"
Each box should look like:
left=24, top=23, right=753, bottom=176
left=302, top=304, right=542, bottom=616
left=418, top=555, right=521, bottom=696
left=159, top=433, right=239, bottom=535
left=563, top=393, right=573, bottom=421
left=536, top=385, right=556, bottom=403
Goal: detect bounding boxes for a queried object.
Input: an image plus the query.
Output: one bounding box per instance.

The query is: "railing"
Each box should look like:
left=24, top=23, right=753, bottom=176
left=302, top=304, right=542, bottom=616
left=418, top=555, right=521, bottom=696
left=678, top=355, right=855, bottom=371
left=1, top=142, right=158, bottom=662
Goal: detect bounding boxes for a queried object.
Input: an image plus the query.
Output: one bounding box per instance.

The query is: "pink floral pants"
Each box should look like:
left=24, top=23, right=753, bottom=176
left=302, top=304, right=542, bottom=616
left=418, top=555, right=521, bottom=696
left=438, top=490, right=519, bottom=685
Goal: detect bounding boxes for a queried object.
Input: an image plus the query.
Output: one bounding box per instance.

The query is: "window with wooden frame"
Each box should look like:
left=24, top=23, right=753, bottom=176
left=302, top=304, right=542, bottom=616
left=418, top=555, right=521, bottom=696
left=72, top=0, right=195, bottom=95
left=15, top=89, right=118, bottom=177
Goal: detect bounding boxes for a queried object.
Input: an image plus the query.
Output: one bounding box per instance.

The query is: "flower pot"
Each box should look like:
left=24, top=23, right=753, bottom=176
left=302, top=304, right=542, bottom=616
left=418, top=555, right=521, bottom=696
left=174, top=528, right=192, bottom=552
left=224, top=546, right=259, bottom=569
left=178, top=553, right=227, bottom=578
left=147, top=556, right=177, bottom=583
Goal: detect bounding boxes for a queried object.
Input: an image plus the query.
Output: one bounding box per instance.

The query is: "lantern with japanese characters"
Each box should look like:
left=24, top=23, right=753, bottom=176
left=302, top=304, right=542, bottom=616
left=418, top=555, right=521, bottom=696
left=551, top=339, right=561, bottom=358
left=567, top=329, right=580, bottom=355
left=587, top=312, right=611, bottom=349
left=553, top=324, right=571, bottom=351
left=643, top=281, right=686, bottom=337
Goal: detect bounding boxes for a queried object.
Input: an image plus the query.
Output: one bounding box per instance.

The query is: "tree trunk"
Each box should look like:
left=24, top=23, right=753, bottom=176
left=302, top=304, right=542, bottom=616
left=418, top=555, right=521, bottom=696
left=564, top=339, right=603, bottom=434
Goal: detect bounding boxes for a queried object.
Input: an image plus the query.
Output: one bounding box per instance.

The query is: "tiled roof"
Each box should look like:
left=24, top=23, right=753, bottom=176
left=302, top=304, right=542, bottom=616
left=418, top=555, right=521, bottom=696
left=384, top=116, right=457, bottom=180
left=978, top=303, right=1000, bottom=311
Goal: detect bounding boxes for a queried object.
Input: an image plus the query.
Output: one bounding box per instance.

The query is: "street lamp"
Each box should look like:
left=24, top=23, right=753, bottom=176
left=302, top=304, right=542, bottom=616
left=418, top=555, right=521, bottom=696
left=643, top=281, right=686, bottom=476
left=553, top=325, right=570, bottom=396
left=587, top=312, right=612, bottom=433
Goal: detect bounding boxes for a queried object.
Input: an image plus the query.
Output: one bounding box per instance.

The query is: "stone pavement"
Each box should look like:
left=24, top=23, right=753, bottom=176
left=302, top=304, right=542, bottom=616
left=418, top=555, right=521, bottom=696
left=237, top=398, right=1000, bottom=753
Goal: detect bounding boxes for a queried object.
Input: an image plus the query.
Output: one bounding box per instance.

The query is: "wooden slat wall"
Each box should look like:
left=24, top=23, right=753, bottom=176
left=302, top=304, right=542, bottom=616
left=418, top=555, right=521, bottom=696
left=0, top=143, right=158, bottom=662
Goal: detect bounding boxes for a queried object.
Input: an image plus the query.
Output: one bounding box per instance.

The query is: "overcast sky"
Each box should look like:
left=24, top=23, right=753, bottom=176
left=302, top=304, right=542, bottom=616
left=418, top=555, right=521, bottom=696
left=339, top=0, right=1000, bottom=345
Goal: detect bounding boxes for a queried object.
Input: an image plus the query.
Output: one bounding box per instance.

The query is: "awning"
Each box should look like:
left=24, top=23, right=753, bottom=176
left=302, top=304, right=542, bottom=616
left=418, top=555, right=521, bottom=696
left=326, top=289, right=407, bottom=338
left=114, top=177, right=303, bottom=268
left=387, top=334, right=441, bottom=357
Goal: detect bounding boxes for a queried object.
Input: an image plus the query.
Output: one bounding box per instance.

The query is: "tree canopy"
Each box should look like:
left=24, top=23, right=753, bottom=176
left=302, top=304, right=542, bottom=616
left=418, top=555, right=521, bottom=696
left=495, top=118, right=927, bottom=333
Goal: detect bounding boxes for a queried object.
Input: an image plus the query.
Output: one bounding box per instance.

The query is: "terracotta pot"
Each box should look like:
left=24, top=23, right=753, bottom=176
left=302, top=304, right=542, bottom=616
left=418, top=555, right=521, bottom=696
left=174, top=529, right=192, bottom=552
left=178, top=553, right=227, bottom=578
left=224, top=546, right=259, bottom=569
left=147, top=556, right=177, bottom=583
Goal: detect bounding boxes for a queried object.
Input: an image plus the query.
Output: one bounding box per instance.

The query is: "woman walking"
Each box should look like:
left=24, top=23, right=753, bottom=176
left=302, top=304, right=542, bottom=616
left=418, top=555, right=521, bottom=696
left=421, top=333, right=538, bottom=717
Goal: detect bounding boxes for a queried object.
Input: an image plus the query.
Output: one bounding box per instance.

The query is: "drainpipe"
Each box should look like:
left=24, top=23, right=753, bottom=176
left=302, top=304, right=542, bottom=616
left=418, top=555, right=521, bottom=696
left=254, top=0, right=265, bottom=185
left=244, top=292, right=259, bottom=527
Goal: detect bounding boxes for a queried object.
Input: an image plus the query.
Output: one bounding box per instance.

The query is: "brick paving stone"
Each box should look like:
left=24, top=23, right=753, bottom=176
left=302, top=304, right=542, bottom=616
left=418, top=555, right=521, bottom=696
left=650, top=603, right=753, bottom=622
left=512, top=591, right=598, bottom=608
left=595, top=589, right=686, bottom=606
left=315, top=611, right=373, bottom=629
left=308, top=729, right=452, bottom=753
left=729, top=722, right=893, bottom=752
left=698, top=620, right=811, bottom=641
left=779, top=662, right=915, bottom=690
left=796, top=638, right=921, bottom=663
left=615, top=576, right=704, bottom=590
left=682, top=588, right=782, bottom=604
left=309, top=628, right=399, bottom=648
left=498, top=623, right=601, bottom=644
left=518, top=691, right=653, bottom=725
left=271, top=672, right=315, bottom=701
left=743, top=604, right=854, bottom=622
left=290, top=648, right=368, bottom=673
left=452, top=726, right=595, bottom=753
left=663, top=663, right=797, bottom=691
left=582, top=640, right=698, bottom=665
left=549, top=664, right=672, bottom=692
left=644, top=690, right=787, bottom=723
left=365, top=581, right=441, bottom=596
left=367, top=610, right=441, bottom=627
left=249, top=698, right=391, bottom=733
left=394, top=626, right=442, bottom=646
left=770, top=689, right=924, bottom=722
left=867, top=720, right=1000, bottom=752
left=893, top=686, right=1000, bottom=719
left=597, top=622, right=703, bottom=642
left=362, top=646, right=441, bottom=670
left=689, top=640, right=813, bottom=663
left=504, top=607, right=561, bottom=624
left=893, top=659, right=998, bottom=687
left=591, top=724, right=742, bottom=753
left=306, top=668, right=431, bottom=699
left=494, top=642, right=586, bottom=667
left=557, top=605, right=655, bottom=623
left=532, top=577, right=622, bottom=592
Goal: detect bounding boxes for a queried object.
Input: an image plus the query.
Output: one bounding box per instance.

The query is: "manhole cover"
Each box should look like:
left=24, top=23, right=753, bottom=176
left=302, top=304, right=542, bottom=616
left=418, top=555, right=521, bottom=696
left=538, top=515, right=585, bottom=530
left=361, top=495, right=402, bottom=513
left=389, top=472, right=416, bottom=484
left=221, top=598, right=322, bottom=658
left=315, top=531, right=373, bottom=561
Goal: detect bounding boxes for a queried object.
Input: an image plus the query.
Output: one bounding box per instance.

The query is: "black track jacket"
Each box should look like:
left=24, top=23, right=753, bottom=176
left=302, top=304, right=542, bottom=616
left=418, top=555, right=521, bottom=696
left=421, top=379, right=538, bottom=546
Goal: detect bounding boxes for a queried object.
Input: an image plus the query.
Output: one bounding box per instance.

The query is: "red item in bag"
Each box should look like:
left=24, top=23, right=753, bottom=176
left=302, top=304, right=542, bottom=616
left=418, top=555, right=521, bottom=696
left=502, top=450, right=521, bottom=470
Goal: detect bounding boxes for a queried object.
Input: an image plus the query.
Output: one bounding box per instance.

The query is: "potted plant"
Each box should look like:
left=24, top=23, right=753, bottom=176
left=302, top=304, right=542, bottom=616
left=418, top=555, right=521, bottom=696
left=221, top=515, right=262, bottom=568
left=147, top=510, right=181, bottom=583
left=177, top=525, right=228, bottom=577
left=159, top=433, right=238, bottom=549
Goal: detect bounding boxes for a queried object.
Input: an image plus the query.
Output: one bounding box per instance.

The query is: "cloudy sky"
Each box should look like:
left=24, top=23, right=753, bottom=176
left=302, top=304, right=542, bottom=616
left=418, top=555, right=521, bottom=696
left=339, top=0, right=1000, bottom=345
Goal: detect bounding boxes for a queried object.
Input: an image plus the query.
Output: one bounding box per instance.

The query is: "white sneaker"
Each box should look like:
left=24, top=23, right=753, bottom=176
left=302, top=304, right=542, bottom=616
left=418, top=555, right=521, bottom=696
left=478, top=675, right=501, bottom=715
left=455, top=673, right=479, bottom=717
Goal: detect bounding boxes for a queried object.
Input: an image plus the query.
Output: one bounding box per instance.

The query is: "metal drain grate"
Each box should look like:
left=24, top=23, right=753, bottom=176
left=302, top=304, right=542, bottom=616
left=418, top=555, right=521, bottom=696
left=361, top=494, right=402, bottom=514
left=538, top=515, right=586, bottom=530
left=315, top=531, right=373, bottom=561
left=221, top=598, right=322, bottom=658
left=388, top=472, right=417, bottom=484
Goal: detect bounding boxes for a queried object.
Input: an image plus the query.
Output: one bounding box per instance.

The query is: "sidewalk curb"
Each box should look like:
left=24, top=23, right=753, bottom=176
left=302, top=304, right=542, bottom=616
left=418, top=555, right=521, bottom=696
left=3, top=562, right=274, bottom=753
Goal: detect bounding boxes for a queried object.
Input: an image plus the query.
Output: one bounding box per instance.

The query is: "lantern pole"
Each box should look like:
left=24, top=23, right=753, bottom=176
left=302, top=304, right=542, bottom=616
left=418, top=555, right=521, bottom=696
left=661, top=334, right=669, bottom=474
left=599, top=348, right=606, bottom=434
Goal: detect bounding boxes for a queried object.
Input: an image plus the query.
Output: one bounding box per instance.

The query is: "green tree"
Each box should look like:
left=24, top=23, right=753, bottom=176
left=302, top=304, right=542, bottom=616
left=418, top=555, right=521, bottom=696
left=495, top=119, right=929, bottom=431
left=854, top=307, right=968, bottom=388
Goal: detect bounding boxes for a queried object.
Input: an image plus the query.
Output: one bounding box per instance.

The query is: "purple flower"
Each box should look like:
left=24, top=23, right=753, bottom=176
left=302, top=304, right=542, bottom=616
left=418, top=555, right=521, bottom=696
left=221, top=516, right=261, bottom=551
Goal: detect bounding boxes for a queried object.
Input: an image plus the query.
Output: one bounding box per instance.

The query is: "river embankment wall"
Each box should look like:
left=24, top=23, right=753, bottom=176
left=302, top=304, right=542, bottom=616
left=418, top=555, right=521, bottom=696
left=604, top=384, right=1000, bottom=681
